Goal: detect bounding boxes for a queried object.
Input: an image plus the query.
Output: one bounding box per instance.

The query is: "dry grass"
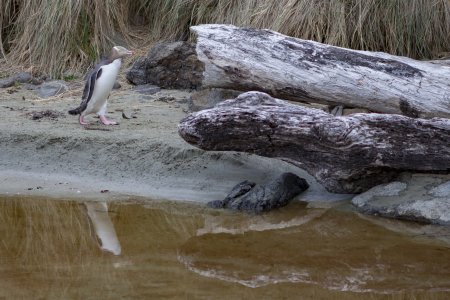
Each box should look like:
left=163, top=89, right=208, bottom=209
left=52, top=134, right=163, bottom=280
left=1, top=0, right=449, bottom=77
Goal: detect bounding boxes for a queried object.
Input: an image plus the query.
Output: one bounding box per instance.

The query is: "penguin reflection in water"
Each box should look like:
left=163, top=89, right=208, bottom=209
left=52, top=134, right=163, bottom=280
left=69, top=46, right=133, bottom=125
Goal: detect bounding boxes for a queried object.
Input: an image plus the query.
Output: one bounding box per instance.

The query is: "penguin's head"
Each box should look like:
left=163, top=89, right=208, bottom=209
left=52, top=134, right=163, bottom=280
left=110, top=46, right=134, bottom=60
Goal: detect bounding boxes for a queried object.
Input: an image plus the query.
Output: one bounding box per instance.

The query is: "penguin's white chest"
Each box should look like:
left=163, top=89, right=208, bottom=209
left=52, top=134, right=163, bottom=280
left=85, top=59, right=121, bottom=114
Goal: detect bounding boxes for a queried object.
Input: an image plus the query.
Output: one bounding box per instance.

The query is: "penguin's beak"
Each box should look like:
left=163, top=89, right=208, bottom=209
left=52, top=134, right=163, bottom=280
left=127, top=50, right=134, bottom=56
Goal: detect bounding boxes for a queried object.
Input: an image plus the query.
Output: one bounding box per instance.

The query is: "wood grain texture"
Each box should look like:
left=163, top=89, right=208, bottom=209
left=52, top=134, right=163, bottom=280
left=178, top=92, right=450, bottom=193
left=191, top=24, right=450, bottom=119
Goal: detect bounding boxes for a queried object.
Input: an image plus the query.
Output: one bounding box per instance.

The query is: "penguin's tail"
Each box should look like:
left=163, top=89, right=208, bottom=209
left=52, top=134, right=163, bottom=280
left=68, top=107, right=81, bottom=115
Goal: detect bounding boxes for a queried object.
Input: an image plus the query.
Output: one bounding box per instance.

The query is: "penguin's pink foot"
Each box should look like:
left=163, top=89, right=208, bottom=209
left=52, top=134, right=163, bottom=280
left=99, top=115, right=118, bottom=125
left=79, top=115, right=89, bottom=125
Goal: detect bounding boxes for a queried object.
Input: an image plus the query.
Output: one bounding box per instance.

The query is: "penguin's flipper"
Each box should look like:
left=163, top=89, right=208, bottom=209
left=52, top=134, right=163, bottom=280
left=68, top=67, right=103, bottom=115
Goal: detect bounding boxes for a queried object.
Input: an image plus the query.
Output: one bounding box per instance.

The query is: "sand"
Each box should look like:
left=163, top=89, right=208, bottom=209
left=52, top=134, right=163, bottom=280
left=0, top=79, right=350, bottom=203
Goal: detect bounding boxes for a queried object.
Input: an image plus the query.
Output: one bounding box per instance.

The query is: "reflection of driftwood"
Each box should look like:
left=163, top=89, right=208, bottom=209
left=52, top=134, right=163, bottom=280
left=197, top=208, right=326, bottom=236
left=178, top=92, right=450, bottom=193
left=189, top=24, right=450, bottom=119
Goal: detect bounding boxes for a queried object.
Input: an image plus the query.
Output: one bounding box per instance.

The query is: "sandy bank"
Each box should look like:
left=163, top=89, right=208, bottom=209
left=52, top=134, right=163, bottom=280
left=0, top=84, right=350, bottom=203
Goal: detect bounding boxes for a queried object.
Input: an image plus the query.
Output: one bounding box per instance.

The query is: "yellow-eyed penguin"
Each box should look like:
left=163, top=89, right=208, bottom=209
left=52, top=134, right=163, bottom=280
left=68, top=46, right=133, bottom=125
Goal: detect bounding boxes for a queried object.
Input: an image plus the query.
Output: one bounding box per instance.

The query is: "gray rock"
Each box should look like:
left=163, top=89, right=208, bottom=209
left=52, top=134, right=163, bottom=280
left=23, top=83, right=40, bottom=90
left=126, top=42, right=204, bottom=89
left=15, top=72, right=32, bottom=83
left=429, top=181, right=450, bottom=197
left=352, top=182, right=407, bottom=207
left=0, top=77, right=16, bottom=88
left=352, top=173, right=450, bottom=225
left=0, top=72, right=34, bottom=88
left=37, top=80, right=69, bottom=98
left=133, top=84, right=161, bottom=95
left=189, top=88, right=242, bottom=112
left=208, top=173, right=309, bottom=213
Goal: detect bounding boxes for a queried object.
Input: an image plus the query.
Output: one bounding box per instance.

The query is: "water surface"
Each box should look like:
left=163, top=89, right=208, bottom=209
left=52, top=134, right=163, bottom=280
left=0, top=196, right=449, bottom=299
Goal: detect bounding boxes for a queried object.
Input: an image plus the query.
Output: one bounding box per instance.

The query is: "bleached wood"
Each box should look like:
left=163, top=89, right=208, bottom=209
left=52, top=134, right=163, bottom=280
left=178, top=92, right=450, bottom=193
left=191, top=24, right=450, bottom=119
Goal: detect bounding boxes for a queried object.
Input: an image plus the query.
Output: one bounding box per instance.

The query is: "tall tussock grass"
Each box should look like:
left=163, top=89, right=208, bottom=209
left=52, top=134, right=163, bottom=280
left=1, top=0, right=449, bottom=77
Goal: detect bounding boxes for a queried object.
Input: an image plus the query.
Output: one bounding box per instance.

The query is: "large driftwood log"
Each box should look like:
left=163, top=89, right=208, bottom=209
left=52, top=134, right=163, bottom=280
left=178, top=92, right=450, bottom=193
left=189, top=24, right=450, bottom=119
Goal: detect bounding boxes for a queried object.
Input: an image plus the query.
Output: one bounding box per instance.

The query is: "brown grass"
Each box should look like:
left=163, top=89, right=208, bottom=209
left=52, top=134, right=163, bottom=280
left=1, top=0, right=449, bottom=77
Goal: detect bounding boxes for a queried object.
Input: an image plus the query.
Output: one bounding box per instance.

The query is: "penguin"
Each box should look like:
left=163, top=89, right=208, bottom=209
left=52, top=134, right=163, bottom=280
left=68, top=46, right=133, bottom=125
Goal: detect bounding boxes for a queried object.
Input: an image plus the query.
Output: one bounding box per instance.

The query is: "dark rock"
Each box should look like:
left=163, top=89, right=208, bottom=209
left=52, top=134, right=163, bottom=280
left=225, top=180, right=257, bottom=200
left=37, top=80, right=69, bottom=98
left=189, top=88, right=242, bottom=112
left=208, top=173, right=309, bottom=213
left=352, top=173, right=450, bottom=225
left=207, top=180, right=256, bottom=209
left=126, top=42, right=204, bottom=89
left=133, top=84, right=161, bottom=95
left=230, top=173, right=309, bottom=213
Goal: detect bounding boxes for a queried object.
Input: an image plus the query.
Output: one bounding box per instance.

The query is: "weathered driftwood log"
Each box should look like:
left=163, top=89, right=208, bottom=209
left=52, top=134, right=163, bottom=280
left=178, top=92, right=450, bottom=193
left=177, top=24, right=448, bottom=119
left=127, top=25, right=450, bottom=118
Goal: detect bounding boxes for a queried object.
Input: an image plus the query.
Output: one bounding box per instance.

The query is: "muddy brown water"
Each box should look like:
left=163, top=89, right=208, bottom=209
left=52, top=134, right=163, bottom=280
left=0, top=196, right=449, bottom=299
